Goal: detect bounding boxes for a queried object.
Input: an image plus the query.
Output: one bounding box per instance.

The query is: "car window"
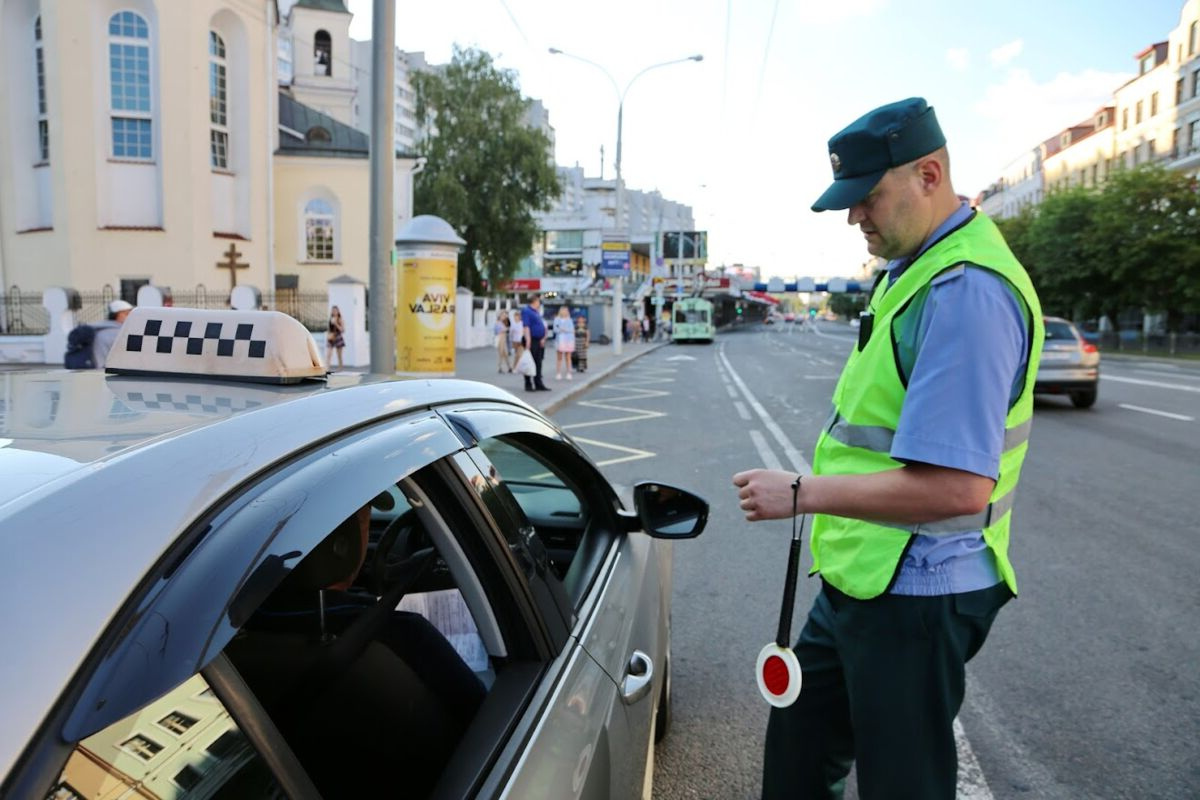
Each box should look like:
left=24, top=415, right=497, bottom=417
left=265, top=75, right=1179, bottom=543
left=476, top=433, right=616, bottom=611
left=219, top=469, right=499, bottom=798
left=1044, top=321, right=1078, bottom=341
left=47, top=674, right=286, bottom=799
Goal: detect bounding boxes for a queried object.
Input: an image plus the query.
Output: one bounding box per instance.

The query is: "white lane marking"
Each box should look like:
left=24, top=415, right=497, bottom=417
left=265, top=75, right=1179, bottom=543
left=563, top=403, right=664, bottom=429
left=748, top=430, right=783, bottom=471
left=1103, top=375, right=1200, bottom=393
left=726, top=384, right=739, bottom=399
left=733, top=400, right=752, bottom=421
left=805, top=375, right=840, bottom=380
left=564, top=376, right=671, bottom=430
left=569, top=436, right=655, bottom=467
left=717, top=346, right=812, bottom=474
left=667, top=355, right=697, bottom=361
left=1118, top=403, right=1195, bottom=421
left=954, top=717, right=995, bottom=800
left=1131, top=367, right=1200, bottom=380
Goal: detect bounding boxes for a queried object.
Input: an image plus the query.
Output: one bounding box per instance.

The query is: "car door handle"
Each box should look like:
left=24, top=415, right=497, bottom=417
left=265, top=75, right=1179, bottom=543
left=621, top=650, right=654, bottom=705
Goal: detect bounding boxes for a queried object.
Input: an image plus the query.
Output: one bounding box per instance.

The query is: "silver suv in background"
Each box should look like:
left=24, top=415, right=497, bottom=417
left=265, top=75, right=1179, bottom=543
left=1034, top=316, right=1100, bottom=408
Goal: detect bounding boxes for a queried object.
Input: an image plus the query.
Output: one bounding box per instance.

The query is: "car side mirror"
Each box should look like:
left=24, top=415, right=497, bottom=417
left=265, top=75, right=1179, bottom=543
left=632, top=482, right=708, bottom=539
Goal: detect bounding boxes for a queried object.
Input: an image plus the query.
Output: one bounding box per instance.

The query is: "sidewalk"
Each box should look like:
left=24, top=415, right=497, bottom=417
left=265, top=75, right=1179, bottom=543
left=425, top=337, right=668, bottom=415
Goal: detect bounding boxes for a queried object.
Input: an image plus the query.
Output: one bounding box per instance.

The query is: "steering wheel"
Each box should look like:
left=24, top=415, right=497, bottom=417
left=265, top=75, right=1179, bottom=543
left=369, top=509, right=433, bottom=596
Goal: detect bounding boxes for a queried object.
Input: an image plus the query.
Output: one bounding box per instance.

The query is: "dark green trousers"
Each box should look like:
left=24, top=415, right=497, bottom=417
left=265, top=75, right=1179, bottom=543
left=762, top=581, right=1011, bottom=800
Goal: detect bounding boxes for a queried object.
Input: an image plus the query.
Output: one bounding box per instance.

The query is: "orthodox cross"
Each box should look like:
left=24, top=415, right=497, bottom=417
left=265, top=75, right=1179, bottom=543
left=217, top=243, right=249, bottom=289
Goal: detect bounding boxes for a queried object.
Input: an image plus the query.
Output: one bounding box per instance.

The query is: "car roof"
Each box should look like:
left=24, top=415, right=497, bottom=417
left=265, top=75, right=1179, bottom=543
left=0, top=364, right=531, bottom=779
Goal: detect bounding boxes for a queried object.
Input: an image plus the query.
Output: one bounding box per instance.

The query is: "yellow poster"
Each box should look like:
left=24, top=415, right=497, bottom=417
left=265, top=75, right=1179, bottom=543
left=395, top=248, right=457, bottom=374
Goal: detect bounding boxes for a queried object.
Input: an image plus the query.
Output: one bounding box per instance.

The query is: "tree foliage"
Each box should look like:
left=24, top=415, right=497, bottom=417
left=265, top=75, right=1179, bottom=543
left=412, top=46, right=561, bottom=293
left=995, top=165, right=1200, bottom=331
left=828, top=291, right=867, bottom=319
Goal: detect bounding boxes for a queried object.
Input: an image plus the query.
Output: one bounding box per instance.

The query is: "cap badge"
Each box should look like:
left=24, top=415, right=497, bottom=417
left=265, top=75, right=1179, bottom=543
left=830, top=152, right=842, bottom=173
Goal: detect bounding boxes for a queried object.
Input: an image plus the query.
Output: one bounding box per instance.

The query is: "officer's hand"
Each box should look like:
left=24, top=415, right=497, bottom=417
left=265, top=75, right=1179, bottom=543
left=732, top=469, right=801, bottom=522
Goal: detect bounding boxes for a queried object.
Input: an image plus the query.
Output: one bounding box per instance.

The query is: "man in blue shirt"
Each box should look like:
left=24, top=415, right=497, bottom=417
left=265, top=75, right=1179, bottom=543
left=520, top=294, right=550, bottom=392
left=734, top=98, right=1039, bottom=799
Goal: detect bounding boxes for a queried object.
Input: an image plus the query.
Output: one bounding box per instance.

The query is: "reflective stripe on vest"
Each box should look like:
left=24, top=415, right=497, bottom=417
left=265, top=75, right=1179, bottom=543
left=822, top=409, right=1028, bottom=534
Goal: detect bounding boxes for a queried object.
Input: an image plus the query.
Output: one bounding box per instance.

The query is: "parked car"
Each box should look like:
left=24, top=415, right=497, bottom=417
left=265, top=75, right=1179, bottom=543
left=1034, top=316, right=1100, bottom=408
left=0, top=307, right=707, bottom=799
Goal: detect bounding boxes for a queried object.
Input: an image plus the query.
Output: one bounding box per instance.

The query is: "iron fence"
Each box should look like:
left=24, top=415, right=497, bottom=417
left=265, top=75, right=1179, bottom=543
left=1096, top=331, right=1200, bottom=357
left=261, top=290, right=334, bottom=332
left=1, top=286, right=52, bottom=335
left=0, top=285, right=337, bottom=335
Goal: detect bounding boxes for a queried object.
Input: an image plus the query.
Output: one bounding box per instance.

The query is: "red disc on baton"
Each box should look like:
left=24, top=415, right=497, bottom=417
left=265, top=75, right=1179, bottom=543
left=756, top=642, right=802, bottom=708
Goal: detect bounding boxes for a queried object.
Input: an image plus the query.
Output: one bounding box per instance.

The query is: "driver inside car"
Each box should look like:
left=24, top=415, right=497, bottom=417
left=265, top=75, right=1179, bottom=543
left=227, top=495, right=487, bottom=797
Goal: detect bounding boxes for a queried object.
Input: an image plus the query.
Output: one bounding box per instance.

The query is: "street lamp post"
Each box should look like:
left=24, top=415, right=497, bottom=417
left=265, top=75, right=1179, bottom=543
left=548, top=48, right=702, bottom=355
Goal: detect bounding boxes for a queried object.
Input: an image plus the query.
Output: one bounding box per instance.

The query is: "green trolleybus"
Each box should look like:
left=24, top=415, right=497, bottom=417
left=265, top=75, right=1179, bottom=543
left=672, top=297, right=715, bottom=343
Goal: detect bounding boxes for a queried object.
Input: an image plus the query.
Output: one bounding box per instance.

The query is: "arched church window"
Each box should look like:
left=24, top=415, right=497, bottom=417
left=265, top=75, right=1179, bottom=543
left=35, top=16, right=48, bottom=162
left=314, top=30, right=331, bottom=76
left=209, top=31, right=229, bottom=169
left=304, top=198, right=336, bottom=261
left=108, top=11, right=153, bottom=160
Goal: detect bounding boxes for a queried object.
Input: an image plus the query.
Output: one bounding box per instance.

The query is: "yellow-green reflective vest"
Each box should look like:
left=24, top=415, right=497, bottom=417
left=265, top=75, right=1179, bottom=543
left=810, top=211, right=1044, bottom=600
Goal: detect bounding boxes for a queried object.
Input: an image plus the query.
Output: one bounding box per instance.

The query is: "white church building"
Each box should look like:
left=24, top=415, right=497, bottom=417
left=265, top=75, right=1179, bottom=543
left=0, top=0, right=418, bottom=323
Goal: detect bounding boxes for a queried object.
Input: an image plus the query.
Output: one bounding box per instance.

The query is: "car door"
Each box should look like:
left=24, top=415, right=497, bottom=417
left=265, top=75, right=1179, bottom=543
left=14, top=409, right=560, bottom=800
left=439, top=403, right=666, bottom=800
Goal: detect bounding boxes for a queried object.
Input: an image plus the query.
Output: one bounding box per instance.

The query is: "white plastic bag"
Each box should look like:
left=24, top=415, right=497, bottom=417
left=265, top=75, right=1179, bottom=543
left=516, top=349, right=536, bottom=377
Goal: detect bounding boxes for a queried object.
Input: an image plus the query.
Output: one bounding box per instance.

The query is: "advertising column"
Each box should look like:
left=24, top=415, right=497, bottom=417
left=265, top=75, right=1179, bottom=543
left=395, top=216, right=466, bottom=375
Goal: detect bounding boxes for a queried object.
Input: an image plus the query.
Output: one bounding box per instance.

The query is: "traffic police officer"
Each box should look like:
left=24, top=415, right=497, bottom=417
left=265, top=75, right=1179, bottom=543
left=733, top=97, right=1044, bottom=799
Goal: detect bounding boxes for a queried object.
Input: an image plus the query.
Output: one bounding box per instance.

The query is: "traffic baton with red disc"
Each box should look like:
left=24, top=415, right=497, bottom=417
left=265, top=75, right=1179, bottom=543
left=756, top=475, right=805, bottom=708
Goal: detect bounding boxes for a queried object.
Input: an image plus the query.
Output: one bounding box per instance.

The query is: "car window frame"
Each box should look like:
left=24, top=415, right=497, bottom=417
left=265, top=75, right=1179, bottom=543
left=437, top=403, right=626, bottom=619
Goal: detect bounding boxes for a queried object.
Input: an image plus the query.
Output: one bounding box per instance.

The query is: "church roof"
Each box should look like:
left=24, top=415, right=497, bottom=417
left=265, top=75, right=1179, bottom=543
left=293, top=0, right=349, bottom=12
left=277, top=93, right=368, bottom=159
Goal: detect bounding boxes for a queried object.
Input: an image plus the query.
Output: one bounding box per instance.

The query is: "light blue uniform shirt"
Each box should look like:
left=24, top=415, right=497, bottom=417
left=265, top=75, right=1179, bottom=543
left=884, top=204, right=1029, bottom=596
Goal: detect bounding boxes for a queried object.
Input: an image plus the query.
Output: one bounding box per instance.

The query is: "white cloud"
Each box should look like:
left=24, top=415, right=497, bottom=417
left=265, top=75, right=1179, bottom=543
left=946, top=48, right=970, bottom=72
left=989, top=40, right=1023, bottom=68
left=961, top=66, right=1132, bottom=193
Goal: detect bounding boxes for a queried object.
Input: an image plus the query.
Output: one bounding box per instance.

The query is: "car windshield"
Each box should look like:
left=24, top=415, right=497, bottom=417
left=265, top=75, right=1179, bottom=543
left=1044, top=321, right=1078, bottom=342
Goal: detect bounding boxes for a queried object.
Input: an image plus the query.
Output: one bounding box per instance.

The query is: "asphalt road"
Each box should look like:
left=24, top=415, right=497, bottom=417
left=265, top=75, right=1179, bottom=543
left=548, top=320, right=1200, bottom=800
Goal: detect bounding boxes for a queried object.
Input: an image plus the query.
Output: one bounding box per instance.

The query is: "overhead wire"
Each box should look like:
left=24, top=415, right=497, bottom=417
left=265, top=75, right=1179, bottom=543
left=754, top=0, right=781, bottom=122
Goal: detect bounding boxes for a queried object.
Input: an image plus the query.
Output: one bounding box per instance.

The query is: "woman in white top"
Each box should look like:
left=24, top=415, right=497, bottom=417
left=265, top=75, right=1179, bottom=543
left=509, top=312, right=525, bottom=367
left=552, top=306, right=576, bottom=380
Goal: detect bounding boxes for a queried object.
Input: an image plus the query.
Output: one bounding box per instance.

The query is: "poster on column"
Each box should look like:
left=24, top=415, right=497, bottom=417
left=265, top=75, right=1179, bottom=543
left=396, top=246, right=457, bottom=374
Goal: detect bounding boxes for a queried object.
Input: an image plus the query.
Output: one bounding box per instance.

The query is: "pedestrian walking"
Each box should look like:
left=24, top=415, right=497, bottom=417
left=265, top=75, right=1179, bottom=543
left=520, top=295, right=549, bottom=392
left=732, top=97, right=1045, bottom=800
left=509, top=310, right=525, bottom=369
left=494, top=311, right=513, bottom=373
left=573, top=315, right=589, bottom=372
left=552, top=306, right=575, bottom=380
left=325, top=306, right=346, bottom=370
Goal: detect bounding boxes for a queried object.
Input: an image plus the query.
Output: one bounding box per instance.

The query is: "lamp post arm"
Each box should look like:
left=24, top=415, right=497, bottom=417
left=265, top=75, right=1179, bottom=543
left=614, top=54, right=703, bottom=186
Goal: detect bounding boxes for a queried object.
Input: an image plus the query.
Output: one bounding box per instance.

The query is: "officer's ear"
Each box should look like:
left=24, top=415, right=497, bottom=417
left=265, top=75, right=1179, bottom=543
left=913, top=153, right=945, bottom=196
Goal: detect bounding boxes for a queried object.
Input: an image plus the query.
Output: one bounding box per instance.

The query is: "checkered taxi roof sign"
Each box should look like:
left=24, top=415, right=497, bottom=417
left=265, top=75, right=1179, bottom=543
left=105, top=307, right=326, bottom=384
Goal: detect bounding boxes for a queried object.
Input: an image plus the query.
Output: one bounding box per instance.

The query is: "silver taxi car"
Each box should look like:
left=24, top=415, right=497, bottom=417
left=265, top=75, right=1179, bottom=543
left=0, top=308, right=707, bottom=799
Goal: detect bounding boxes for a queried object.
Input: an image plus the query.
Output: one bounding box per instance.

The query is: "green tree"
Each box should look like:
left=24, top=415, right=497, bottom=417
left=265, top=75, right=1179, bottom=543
left=1093, top=165, right=1200, bottom=331
left=1020, top=186, right=1113, bottom=321
left=828, top=291, right=867, bottom=319
left=413, top=46, right=561, bottom=292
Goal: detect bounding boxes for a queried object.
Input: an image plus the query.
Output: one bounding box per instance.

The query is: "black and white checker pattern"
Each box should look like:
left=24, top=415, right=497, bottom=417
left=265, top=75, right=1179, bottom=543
left=125, top=318, right=268, bottom=359
left=123, top=391, right=264, bottom=413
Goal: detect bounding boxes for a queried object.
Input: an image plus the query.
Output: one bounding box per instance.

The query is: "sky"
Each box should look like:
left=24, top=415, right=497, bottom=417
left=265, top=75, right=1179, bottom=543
left=343, top=0, right=1190, bottom=279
